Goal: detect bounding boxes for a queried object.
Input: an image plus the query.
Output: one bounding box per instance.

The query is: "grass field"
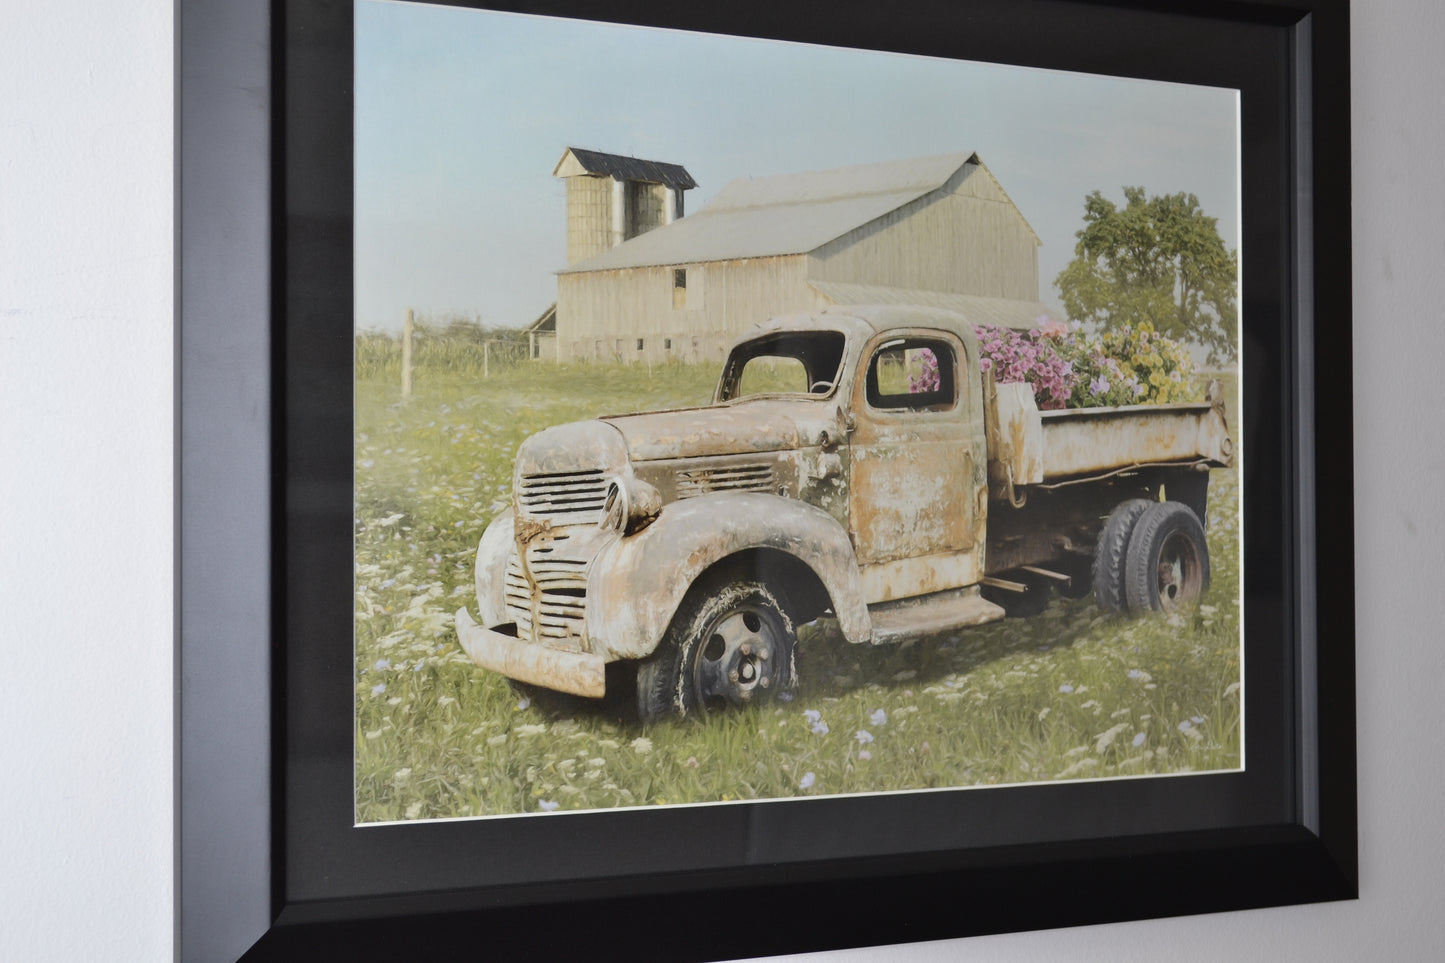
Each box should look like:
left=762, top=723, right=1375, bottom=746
left=354, top=359, right=1242, bottom=821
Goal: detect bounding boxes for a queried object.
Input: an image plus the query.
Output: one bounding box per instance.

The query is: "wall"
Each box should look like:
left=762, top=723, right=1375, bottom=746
left=809, top=163, right=1041, bottom=301
left=4, top=1, right=1443, bottom=960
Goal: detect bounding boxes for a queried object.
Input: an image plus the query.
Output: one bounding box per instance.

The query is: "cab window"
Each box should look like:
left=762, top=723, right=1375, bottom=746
left=865, top=338, right=956, bottom=411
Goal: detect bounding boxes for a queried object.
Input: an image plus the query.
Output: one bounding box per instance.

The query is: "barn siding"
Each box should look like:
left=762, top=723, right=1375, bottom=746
left=807, top=162, right=1040, bottom=300
left=556, top=255, right=814, bottom=363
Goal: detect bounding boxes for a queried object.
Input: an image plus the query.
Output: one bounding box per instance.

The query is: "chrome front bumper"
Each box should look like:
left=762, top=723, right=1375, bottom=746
left=454, top=607, right=607, bottom=698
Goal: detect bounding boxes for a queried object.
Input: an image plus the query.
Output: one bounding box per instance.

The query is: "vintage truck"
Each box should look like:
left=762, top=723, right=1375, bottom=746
left=455, top=305, right=1234, bottom=720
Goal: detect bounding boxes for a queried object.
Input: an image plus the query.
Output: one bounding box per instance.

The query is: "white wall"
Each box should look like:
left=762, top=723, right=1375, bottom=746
left=4, top=1, right=1442, bottom=959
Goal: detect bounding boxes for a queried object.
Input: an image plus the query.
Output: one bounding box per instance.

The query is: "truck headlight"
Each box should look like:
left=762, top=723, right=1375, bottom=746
left=600, top=477, right=661, bottom=535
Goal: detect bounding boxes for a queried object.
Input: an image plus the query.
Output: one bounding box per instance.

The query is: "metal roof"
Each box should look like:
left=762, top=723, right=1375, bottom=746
left=809, top=282, right=1060, bottom=330
left=553, top=147, right=697, bottom=190
left=559, top=152, right=982, bottom=274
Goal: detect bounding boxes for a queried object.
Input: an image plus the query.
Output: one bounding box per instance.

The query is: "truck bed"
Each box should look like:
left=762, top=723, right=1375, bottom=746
left=985, top=379, right=1234, bottom=486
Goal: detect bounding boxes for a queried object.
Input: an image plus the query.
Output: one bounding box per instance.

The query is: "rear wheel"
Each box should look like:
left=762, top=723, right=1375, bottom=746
left=1093, top=499, right=1154, bottom=615
left=636, top=577, right=796, bottom=721
left=1124, top=501, right=1210, bottom=613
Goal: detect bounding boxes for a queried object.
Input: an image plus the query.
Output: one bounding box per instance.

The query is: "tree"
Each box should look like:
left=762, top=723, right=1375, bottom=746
left=1055, top=187, right=1238, bottom=363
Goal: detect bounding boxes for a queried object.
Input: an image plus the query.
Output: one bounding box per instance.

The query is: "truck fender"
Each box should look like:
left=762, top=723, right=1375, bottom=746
left=585, top=492, right=872, bottom=660
left=474, top=508, right=514, bottom=627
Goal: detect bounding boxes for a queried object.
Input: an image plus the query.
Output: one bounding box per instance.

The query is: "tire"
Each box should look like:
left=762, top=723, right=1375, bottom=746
left=1093, top=499, right=1154, bottom=615
left=636, top=577, right=796, bottom=721
left=1124, top=501, right=1210, bottom=614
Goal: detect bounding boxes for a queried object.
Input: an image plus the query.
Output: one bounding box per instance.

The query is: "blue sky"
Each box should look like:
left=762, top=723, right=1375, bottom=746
left=355, top=0, right=1239, bottom=332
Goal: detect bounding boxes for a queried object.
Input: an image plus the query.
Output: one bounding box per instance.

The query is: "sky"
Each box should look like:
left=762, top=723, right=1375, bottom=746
left=355, top=0, right=1240, bottom=333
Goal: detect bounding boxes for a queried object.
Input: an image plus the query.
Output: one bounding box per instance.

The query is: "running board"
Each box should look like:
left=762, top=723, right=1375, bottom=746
left=868, top=586, right=1006, bottom=646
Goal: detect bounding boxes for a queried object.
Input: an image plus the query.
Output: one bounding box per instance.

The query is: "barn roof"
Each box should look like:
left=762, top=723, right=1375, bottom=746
left=808, top=282, right=1060, bottom=330
left=553, top=147, right=697, bottom=190
left=558, top=151, right=1033, bottom=274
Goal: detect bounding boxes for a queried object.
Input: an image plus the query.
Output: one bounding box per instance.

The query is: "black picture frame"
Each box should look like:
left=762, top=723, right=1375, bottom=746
left=177, top=0, right=1355, bottom=960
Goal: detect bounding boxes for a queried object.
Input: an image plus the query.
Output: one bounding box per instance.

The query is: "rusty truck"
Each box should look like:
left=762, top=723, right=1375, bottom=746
left=455, top=305, right=1234, bottom=720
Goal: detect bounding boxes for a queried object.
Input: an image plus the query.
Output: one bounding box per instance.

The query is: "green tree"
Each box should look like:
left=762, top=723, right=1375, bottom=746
left=1055, top=187, right=1238, bottom=363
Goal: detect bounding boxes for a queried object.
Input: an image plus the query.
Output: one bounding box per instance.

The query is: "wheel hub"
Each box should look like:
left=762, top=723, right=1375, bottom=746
left=693, top=606, right=778, bottom=711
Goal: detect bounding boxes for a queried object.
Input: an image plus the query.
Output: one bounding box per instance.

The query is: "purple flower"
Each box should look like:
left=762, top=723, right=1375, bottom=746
left=516, top=698, right=530, bottom=711
left=1089, top=376, right=1110, bottom=394
left=857, top=750, right=872, bottom=761
left=1059, top=684, right=1074, bottom=694
left=869, top=708, right=887, bottom=726
left=371, top=683, right=386, bottom=696
left=1177, top=720, right=1193, bottom=732
left=811, top=721, right=830, bottom=736
left=538, top=800, right=560, bottom=812
left=1132, top=732, right=1147, bottom=747
left=856, top=729, right=874, bottom=744
left=803, top=709, right=822, bottom=724
left=373, top=658, right=391, bottom=671
left=799, top=772, right=817, bottom=790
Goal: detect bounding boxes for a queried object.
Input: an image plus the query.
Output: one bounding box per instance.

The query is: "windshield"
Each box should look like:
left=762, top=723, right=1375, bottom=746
left=716, top=331, right=847, bottom=402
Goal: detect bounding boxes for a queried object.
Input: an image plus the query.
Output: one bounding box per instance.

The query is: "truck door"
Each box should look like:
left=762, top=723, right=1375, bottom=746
left=847, top=330, right=986, bottom=603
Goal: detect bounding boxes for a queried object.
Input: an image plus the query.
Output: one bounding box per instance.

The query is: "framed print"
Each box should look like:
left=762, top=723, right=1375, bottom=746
left=178, top=0, right=1356, bottom=960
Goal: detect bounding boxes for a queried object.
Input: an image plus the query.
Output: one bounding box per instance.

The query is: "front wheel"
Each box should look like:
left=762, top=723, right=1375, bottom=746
left=636, top=577, right=796, bottom=721
left=1124, top=501, right=1210, bottom=613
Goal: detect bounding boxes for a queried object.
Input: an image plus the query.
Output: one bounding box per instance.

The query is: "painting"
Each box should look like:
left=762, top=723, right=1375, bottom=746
left=351, top=0, right=1244, bottom=823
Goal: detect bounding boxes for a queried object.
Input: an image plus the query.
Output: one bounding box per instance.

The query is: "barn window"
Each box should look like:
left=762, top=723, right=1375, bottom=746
left=636, top=338, right=644, bottom=351
left=664, top=338, right=672, bottom=350
left=673, top=268, right=687, bottom=309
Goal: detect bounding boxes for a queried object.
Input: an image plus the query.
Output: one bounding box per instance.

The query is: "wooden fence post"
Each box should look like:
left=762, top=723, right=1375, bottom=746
left=401, top=308, right=414, bottom=398
left=484, top=340, right=490, bottom=379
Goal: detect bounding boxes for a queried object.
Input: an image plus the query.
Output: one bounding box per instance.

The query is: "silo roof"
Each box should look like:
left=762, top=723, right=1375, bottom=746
left=554, top=147, right=697, bottom=190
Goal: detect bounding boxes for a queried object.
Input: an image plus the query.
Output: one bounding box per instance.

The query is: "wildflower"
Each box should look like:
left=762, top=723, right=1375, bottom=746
left=684, top=756, right=699, bottom=768
left=857, top=750, right=872, bottom=761
left=799, top=772, right=817, bottom=790
left=856, top=729, right=874, bottom=744
left=371, top=683, right=386, bottom=696
left=1058, top=684, right=1074, bottom=694
left=777, top=691, right=794, bottom=703
left=811, top=721, right=829, bottom=736
left=380, top=579, right=396, bottom=589
left=870, top=708, right=887, bottom=726
left=515, top=698, right=530, bottom=711
left=1089, top=376, right=1110, bottom=394
left=1177, top=720, right=1193, bottom=732
left=372, top=658, right=391, bottom=671
left=803, top=709, right=822, bottom=724
left=405, top=801, right=423, bottom=820
left=538, top=800, right=560, bottom=812
left=1191, top=715, right=1205, bottom=725
left=392, top=767, right=411, bottom=784
left=1132, top=732, right=1147, bottom=747
left=631, top=736, right=653, bottom=755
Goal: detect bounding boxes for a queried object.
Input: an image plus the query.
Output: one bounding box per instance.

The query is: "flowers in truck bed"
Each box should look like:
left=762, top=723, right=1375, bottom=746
left=975, top=319, right=1201, bottom=410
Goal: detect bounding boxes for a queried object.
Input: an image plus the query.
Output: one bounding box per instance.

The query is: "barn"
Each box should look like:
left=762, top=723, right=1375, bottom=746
left=550, top=149, right=1058, bottom=363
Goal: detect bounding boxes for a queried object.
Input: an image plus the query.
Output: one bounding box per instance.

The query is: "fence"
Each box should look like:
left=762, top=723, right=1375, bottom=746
left=356, top=310, right=532, bottom=390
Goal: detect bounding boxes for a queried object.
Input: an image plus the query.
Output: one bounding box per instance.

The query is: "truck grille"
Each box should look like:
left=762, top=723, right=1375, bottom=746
left=504, top=540, right=589, bottom=643
left=517, top=469, right=609, bottom=520
left=676, top=462, right=775, bottom=499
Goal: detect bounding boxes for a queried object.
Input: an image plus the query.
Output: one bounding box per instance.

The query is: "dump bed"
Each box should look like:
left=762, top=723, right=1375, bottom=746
left=984, top=378, right=1234, bottom=487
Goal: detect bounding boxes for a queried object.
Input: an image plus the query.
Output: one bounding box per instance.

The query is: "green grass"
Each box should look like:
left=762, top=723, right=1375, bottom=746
left=354, top=358, right=1242, bottom=821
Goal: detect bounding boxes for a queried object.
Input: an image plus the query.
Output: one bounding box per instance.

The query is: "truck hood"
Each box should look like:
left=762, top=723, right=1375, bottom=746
left=601, top=400, right=836, bottom=462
